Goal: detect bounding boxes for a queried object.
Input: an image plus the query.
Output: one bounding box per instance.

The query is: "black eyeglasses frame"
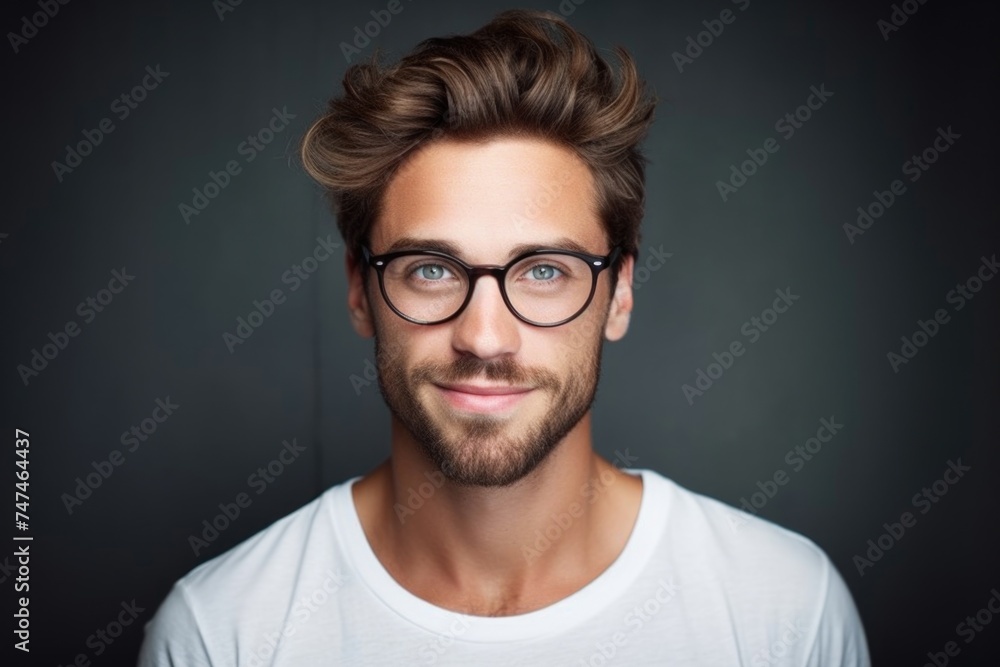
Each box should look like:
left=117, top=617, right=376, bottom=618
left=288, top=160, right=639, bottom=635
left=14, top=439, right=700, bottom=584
left=360, top=244, right=623, bottom=327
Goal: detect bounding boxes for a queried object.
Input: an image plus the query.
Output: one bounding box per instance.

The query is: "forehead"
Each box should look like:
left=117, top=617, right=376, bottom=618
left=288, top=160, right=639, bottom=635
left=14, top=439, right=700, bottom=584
left=372, top=136, right=605, bottom=262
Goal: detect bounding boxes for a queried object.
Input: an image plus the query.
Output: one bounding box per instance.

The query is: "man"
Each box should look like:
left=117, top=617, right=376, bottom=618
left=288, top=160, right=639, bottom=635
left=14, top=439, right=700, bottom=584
left=140, top=9, right=869, bottom=665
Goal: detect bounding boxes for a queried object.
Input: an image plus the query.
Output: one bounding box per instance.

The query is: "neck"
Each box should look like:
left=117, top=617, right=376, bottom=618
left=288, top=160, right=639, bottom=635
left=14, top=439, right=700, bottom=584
left=352, top=413, right=643, bottom=615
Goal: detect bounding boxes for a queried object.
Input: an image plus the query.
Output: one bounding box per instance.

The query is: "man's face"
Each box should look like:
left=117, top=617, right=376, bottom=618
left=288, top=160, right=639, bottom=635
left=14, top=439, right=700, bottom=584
left=357, top=136, right=631, bottom=487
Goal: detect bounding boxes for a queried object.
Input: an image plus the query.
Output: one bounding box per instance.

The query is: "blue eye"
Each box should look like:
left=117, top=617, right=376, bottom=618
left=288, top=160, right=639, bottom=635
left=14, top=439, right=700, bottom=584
left=529, top=264, right=562, bottom=281
left=407, top=262, right=457, bottom=283
left=413, top=264, right=451, bottom=281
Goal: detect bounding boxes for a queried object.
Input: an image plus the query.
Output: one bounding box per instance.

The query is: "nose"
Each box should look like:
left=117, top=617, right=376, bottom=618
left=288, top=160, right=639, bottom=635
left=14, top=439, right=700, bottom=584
left=449, top=275, right=522, bottom=359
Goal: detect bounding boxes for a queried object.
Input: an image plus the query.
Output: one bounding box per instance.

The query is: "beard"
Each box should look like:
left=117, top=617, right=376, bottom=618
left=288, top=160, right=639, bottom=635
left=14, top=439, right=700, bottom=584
left=374, top=329, right=604, bottom=488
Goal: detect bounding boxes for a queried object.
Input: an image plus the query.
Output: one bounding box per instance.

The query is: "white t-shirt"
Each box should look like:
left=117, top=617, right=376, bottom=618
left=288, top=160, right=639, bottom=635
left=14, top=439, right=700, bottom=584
left=138, top=469, right=870, bottom=666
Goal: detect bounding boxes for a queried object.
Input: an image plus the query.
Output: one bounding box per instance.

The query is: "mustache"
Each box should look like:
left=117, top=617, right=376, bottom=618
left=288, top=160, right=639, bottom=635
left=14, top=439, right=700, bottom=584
left=411, top=356, right=560, bottom=390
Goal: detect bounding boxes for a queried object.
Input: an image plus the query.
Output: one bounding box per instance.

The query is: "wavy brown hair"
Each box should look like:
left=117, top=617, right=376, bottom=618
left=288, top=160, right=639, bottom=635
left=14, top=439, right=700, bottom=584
left=299, top=9, right=656, bottom=288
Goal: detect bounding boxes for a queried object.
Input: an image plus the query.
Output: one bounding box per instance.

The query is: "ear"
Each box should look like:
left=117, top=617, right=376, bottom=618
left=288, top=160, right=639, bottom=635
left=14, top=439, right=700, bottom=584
left=604, top=253, right=634, bottom=342
left=346, top=249, right=376, bottom=338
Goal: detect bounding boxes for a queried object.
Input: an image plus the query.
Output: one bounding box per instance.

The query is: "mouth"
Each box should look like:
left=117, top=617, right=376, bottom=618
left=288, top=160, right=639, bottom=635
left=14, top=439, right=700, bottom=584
left=433, top=383, right=534, bottom=413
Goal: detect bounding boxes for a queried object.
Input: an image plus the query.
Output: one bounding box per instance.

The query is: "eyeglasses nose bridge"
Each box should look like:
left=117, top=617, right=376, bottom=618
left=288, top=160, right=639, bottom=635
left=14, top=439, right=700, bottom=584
left=462, top=266, right=514, bottom=310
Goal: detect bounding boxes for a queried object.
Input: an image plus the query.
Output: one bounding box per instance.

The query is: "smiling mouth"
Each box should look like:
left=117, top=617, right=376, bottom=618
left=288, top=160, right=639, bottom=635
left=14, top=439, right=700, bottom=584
left=433, top=383, right=534, bottom=413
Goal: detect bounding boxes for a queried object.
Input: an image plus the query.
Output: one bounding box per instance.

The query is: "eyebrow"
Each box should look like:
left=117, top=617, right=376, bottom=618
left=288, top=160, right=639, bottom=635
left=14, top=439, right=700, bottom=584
left=381, top=236, right=600, bottom=260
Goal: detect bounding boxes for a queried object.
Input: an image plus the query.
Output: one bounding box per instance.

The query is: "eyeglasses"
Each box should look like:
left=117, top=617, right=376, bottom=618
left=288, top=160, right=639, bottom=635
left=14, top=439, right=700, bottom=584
left=361, top=244, right=622, bottom=327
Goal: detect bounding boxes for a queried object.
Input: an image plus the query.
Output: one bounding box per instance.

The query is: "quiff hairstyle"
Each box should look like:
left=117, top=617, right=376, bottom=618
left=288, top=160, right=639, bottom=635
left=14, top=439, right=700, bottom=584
left=300, top=9, right=656, bottom=289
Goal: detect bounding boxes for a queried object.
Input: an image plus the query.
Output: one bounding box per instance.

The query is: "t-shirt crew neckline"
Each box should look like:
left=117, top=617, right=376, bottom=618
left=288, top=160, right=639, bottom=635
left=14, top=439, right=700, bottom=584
left=329, top=468, right=667, bottom=643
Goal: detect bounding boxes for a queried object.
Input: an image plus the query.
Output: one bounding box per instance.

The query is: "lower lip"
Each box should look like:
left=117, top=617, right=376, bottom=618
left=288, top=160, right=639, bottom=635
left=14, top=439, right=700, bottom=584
left=436, top=386, right=533, bottom=413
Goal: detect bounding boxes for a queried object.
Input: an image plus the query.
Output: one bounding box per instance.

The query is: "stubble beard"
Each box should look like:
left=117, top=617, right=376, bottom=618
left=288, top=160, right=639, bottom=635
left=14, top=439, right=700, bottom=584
left=374, top=330, right=604, bottom=488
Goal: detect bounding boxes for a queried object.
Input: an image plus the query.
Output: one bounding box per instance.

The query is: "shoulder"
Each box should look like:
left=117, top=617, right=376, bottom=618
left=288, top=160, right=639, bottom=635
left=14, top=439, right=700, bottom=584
left=642, top=468, right=831, bottom=585
left=139, top=479, right=356, bottom=665
left=637, top=469, right=869, bottom=663
left=182, top=485, right=336, bottom=597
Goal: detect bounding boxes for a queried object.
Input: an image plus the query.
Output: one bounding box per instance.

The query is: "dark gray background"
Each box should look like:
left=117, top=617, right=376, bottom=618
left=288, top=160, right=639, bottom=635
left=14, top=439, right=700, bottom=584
left=2, top=0, right=998, bottom=664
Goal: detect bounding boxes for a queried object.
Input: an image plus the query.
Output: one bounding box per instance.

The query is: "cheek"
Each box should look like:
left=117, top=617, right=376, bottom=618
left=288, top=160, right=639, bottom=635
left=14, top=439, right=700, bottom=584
left=373, top=319, right=412, bottom=371
left=552, top=311, right=605, bottom=361
left=522, top=332, right=582, bottom=383
left=376, top=326, right=446, bottom=373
